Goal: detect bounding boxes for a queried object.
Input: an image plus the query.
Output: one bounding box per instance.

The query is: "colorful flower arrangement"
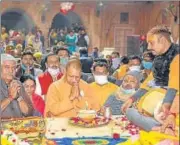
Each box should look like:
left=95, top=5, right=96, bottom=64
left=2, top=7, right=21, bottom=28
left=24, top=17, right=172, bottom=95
left=1, top=130, right=30, bottom=145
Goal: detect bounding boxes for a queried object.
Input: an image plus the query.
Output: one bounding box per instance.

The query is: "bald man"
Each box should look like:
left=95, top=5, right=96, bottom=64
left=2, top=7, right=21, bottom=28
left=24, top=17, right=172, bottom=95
left=45, top=59, right=100, bottom=117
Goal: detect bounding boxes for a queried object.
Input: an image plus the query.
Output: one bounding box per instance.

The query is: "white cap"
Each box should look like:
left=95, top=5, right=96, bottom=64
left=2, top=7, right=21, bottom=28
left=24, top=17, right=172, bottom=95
left=1, top=53, right=17, bottom=64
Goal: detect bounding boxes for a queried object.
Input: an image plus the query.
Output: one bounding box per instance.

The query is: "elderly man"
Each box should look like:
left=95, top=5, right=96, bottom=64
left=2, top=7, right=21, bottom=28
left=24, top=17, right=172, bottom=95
left=104, top=71, right=141, bottom=115
left=121, top=25, right=179, bottom=131
left=90, top=61, right=118, bottom=107
left=45, top=59, right=99, bottom=117
left=16, top=51, right=43, bottom=78
left=35, top=53, right=63, bottom=100
left=0, top=54, right=33, bottom=118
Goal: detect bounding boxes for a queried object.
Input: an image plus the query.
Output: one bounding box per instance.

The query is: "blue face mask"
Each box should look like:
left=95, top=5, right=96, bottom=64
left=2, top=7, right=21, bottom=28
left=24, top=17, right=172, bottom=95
left=60, top=57, right=69, bottom=66
left=142, top=61, right=153, bottom=70
left=21, top=64, right=27, bottom=70
left=121, top=86, right=135, bottom=95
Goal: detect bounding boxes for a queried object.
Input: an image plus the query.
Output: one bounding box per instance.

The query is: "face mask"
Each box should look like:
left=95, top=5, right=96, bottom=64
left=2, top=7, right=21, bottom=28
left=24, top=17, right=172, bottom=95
left=112, top=58, right=120, bottom=69
left=94, top=75, right=108, bottom=85
left=21, top=64, right=33, bottom=71
left=142, top=61, right=153, bottom=70
left=48, top=68, right=60, bottom=76
left=129, top=65, right=141, bottom=72
left=60, top=57, right=69, bottom=66
left=112, top=58, right=120, bottom=63
left=120, top=86, right=135, bottom=95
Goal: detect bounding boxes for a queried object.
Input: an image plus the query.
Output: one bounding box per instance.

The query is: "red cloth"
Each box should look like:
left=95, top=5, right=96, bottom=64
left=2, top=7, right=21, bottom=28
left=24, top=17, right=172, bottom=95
left=38, top=71, right=63, bottom=95
left=32, top=93, right=45, bottom=115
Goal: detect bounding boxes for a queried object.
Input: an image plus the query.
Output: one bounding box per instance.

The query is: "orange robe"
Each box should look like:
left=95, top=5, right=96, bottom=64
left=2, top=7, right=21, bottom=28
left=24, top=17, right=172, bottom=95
left=45, top=77, right=100, bottom=117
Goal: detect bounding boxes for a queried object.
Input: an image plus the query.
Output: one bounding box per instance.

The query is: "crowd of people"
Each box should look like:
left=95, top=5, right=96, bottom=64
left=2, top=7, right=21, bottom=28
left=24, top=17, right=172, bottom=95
left=0, top=25, right=179, bottom=144
left=0, top=26, right=45, bottom=55
left=49, top=23, right=89, bottom=54
left=0, top=22, right=89, bottom=56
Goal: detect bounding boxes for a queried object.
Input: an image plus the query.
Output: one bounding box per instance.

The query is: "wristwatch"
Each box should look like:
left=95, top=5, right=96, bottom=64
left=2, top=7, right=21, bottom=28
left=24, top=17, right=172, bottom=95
left=17, top=96, right=24, bottom=102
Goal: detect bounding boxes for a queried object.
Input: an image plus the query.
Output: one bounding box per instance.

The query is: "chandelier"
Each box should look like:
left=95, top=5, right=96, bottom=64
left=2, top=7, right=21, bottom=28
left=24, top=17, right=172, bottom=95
left=60, top=2, right=75, bottom=14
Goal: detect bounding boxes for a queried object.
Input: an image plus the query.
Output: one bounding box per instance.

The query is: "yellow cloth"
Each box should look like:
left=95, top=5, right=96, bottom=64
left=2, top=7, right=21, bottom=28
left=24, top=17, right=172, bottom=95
left=1, top=138, right=14, bottom=145
left=51, top=32, right=57, bottom=38
left=1, top=33, right=9, bottom=41
left=45, top=77, right=100, bottom=117
left=168, top=55, right=179, bottom=92
left=118, top=131, right=179, bottom=145
left=136, top=88, right=166, bottom=116
left=175, top=114, right=179, bottom=136
left=113, top=65, right=129, bottom=80
left=90, top=82, right=118, bottom=106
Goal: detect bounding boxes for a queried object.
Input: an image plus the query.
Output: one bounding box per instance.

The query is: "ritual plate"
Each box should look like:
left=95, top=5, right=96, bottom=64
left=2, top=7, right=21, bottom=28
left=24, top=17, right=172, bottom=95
left=1, top=117, right=46, bottom=139
left=72, top=139, right=109, bottom=145
left=69, top=117, right=110, bottom=128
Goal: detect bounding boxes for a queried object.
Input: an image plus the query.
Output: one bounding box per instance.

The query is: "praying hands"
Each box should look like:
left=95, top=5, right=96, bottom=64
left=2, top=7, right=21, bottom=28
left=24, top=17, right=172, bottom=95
left=69, top=83, right=81, bottom=101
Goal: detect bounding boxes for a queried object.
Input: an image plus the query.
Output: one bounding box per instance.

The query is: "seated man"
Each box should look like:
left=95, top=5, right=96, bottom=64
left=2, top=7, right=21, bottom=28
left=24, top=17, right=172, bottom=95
left=121, top=25, right=179, bottom=131
left=141, top=51, right=155, bottom=81
left=0, top=54, right=33, bottom=118
left=120, top=95, right=179, bottom=145
left=87, top=58, right=117, bottom=85
left=128, top=55, right=142, bottom=72
left=56, top=46, right=70, bottom=68
left=127, top=55, right=144, bottom=83
left=56, top=47, right=70, bottom=74
left=90, top=62, right=118, bottom=107
left=16, top=51, right=43, bottom=78
left=35, top=53, right=63, bottom=100
left=113, top=56, right=129, bottom=80
left=45, top=59, right=100, bottom=117
left=104, top=71, right=141, bottom=115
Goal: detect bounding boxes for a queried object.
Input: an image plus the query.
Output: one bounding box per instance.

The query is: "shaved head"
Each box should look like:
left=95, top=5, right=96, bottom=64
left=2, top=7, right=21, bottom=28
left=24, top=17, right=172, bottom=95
left=66, top=58, right=82, bottom=72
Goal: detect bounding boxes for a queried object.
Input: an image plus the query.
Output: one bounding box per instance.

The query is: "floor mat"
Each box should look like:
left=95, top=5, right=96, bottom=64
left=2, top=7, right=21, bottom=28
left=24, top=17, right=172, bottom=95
left=52, top=137, right=127, bottom=145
